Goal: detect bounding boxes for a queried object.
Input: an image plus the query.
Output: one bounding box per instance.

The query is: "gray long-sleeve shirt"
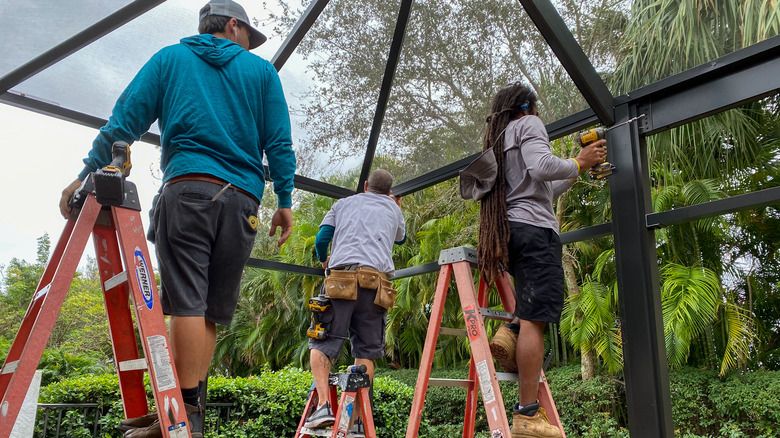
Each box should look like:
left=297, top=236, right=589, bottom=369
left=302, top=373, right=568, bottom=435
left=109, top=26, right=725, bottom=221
left=504, top=115, right=578, bottom=233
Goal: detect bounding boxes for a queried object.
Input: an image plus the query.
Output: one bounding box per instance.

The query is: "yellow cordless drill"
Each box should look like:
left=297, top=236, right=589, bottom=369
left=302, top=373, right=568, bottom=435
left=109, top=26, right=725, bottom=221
left=306, top=296, right=331, bottom=340
left=94, top=141, right=132, bottom=205
left=574, top=114, right=646, bottom=180
left=574, top=127, right=614, bottom=180
left=306, top=296, right=348, bottom=341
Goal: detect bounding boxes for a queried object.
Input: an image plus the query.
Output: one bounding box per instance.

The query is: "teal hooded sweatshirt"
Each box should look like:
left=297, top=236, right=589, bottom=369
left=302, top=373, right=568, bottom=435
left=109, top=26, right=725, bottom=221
left=79, top=34, right=295, bottom=207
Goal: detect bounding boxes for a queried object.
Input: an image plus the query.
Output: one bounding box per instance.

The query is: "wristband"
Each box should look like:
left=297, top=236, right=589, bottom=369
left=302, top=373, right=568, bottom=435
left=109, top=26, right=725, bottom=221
left=570, top=158, right=580, bottom=172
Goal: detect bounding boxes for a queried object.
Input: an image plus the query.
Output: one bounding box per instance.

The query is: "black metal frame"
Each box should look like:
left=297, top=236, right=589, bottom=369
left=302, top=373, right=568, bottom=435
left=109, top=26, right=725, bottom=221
left=516, top=0, right=614, bottom=125
left=355, top=0, right=415, bottom=192
left=4, top=0, right=780, bottom=436
left=0, top=0, right=167, bottom=96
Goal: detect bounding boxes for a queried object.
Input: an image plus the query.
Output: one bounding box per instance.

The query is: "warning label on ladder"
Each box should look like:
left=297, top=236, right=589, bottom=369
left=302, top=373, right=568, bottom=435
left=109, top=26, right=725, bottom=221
left=475, top=360, right=496, bottom=404
left=147, top=335, right=177, bottom=391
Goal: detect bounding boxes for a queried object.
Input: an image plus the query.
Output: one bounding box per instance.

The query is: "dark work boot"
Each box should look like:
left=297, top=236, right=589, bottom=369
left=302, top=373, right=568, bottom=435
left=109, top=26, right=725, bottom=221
left=124, top=403, right=203, bottom=438
left=118, top=411, right=158, bottom=433
left=187, top=402, right=204, bottom=438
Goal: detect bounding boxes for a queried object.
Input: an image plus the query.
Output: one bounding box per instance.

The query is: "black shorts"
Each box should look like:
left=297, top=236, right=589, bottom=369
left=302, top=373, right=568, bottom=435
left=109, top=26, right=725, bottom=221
left=308, top=284, right=387, bottom=360
left=151, top=179, right=259, bottom=325
left=507, top=221, right=565, bottom=324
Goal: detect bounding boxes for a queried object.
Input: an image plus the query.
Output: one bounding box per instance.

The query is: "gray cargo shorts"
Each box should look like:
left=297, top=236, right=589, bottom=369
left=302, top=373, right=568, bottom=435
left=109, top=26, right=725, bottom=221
left=151, top=179, right=259, bottom=325
left=308, top=283, right=387, bottom=360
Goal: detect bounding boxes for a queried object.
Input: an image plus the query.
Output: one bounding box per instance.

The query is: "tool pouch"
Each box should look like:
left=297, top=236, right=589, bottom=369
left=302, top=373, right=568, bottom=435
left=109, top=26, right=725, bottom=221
left=357, top=268, right=384, bottom=290
left=324, top=270, right=358, bottom=300
left=374, top=278, right=397, bottom=310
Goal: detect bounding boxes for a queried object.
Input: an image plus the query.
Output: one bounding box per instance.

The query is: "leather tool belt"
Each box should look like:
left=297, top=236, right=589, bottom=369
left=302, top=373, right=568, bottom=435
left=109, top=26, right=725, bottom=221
left=165, top=174, right=258, bottom=203
left=324, top=266, right=396, bottom=309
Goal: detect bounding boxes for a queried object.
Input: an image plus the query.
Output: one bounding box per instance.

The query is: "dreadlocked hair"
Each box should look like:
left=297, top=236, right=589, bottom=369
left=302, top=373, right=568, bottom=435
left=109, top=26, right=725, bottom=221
left=477, top=82, right=537, bottom=285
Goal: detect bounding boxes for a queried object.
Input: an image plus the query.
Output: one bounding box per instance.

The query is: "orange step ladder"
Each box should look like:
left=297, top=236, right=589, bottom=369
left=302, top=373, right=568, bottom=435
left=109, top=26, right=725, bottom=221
left=295, top=367, right=376, bottom=438
left=0, top=169, right=191, bottom=438
left=405, top=247, right=565, bottom=438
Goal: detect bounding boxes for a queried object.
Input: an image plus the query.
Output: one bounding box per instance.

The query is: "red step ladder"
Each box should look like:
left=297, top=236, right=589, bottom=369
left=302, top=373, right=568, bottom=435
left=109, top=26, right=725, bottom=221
left=295, top=369, right=376, bottom=438
left=0, top=173, right=190, bottom=438
left=405, top=247, right=565, bottom=438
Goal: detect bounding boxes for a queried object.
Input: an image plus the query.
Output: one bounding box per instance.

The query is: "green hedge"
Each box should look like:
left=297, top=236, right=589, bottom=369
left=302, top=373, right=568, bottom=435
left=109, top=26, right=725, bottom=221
left=36, top=366, right=780, bottom=437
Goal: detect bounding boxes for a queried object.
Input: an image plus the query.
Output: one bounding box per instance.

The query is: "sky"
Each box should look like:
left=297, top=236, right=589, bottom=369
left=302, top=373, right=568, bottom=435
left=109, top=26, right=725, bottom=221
left=0, top=104, right=163, bottom=272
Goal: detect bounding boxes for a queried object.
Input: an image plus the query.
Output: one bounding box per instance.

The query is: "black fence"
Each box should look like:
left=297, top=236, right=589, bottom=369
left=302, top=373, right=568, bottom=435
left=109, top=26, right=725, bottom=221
left=36, top=402, right=234, bottom=438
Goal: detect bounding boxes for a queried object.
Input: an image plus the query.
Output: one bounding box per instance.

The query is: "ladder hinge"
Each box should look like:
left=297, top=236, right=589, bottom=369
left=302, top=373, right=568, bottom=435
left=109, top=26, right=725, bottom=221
left=438, top=247, right=478, bottom=266
left=480, top=308, right=515, bottom=322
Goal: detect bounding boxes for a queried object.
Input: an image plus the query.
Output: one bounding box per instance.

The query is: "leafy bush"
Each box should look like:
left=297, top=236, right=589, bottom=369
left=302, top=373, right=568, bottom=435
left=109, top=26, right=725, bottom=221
left=546, top=365, right=626, bottom=437
left=707, top=371, right=780, bottom=436
left=37, top=373, right=124, bottom=437
left=34, top=365, right=780, bottom=437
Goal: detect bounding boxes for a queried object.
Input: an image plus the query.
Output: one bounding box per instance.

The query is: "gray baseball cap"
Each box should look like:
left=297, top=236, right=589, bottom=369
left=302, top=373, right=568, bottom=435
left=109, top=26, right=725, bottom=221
left=459, top=149, right=498, bottom=200
left=199, top=0, right=267, bottom=49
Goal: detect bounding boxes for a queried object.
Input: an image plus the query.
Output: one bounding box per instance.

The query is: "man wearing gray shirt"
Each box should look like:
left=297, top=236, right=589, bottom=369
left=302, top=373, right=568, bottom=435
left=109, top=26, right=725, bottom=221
left=304, top=169, right=405, bottom=435
left=478, top=83, right=605, bottom=438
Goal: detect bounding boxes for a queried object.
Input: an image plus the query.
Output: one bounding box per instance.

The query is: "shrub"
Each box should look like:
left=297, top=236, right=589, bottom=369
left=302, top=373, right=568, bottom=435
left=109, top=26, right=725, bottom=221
left=37, top=373, right=124, bottom=437
left=34, top=365, right=780, bottom=437
left=546, top=365, right=626, bottom=437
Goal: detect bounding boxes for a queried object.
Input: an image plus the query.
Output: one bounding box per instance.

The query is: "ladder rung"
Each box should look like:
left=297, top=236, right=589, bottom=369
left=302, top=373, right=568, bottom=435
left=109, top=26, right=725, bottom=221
left=1, top=360, right=19, bottom=375
left=32, top=284, right=52, bottom=302
left=495, top=372, right=544, bottom=383
left=300, top=427, right=333, bottom=436
left=104, top=271, right=128, bottom=291
left=480, top=308, right=515, bottom=322
left=428, top=378, right=474, bottom=388
left=118, top=358, right=148, bottom=372
left=439, top=327, right=467, bottom=337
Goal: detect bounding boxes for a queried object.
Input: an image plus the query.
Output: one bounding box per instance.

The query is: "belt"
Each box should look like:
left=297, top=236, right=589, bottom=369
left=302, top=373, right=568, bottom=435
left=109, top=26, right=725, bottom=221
left=165, top=174, right=258, bottom=203
left=328, top=265, right=388, bottom=280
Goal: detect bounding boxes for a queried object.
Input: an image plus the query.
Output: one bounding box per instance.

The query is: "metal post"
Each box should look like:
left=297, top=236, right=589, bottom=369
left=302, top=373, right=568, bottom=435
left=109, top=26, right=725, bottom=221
left=607, top=104, right=673, bottom=437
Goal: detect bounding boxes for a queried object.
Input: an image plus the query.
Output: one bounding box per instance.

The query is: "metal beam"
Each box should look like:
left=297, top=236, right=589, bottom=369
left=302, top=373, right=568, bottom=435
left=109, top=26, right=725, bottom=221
left=293, top=175, right=355, bottom=199
left=392, top=110, right=600, bottom=197
left=617, top=36, right=780, bottom=135
left=615, top=36, right=780, bottom=106
left=1, top=94, right=355, bottom=199
left=559, top=223, right=612, bottom=244
left=393, top=262, right=439, bottom=279
left=245, top=258, right=325, bottom=277
left=0, top=0, right=166, bottom=95
left=262, top=165, right=354, bottom=198
left=546, top=108, right=598, bottom=141
left=355, top=0, right=415, bottom=192
left=0, top=92, right=161, bottom=146
left=271, top=0, right=331, bottom=71
left=647, top=186, right=780, bottom=229
left=391, top=154, right=476, bottom=196
left=516, top=0, right=614, bottom=125
left=607, top=104, right=673, bottom=437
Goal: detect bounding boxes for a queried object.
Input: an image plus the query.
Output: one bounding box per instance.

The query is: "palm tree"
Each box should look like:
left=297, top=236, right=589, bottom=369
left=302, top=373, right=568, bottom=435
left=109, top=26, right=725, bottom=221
left=579, top=0, right=780, bottom=375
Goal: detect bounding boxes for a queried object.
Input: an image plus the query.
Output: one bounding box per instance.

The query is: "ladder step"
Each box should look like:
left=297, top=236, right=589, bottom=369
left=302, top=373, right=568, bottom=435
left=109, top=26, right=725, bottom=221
left=428, top=378, right=474, bottom=388
left=118, top=358, right=148, bottom=372
left=439, top=327, right=467, bottom=337
left=299, top=427, right=333, bottom=436
left=104, top=271, right=128, bottom=291
left=1, top=360, right=18, bottom=375
left=480, top=308, right=515, bottom=322
left=32, top=284, right=52, bottom=302
left=495, top=372, right=545, bottom=383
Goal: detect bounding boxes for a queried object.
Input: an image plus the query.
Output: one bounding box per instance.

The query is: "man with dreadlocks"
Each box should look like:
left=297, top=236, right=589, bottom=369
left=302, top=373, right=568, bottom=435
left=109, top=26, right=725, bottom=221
left=478, top=83, right=606, bottom=438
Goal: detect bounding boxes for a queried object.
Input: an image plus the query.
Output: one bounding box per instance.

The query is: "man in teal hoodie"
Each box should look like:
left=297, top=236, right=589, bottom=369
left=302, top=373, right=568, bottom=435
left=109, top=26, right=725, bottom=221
left=58, top=1, right=296, bottom=436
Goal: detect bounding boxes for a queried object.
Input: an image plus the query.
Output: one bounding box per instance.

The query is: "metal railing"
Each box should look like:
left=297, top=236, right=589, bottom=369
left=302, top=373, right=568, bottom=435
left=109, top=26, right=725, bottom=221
left=36, top=402, right=234, bottom=438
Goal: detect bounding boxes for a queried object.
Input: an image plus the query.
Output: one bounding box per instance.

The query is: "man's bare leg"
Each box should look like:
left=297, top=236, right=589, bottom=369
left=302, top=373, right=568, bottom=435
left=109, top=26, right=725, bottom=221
left=310, top=349, right=332, bottom=407
left=169, top=316, right=217, bottom=390
left=516, top=319, right=545, bottom=406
